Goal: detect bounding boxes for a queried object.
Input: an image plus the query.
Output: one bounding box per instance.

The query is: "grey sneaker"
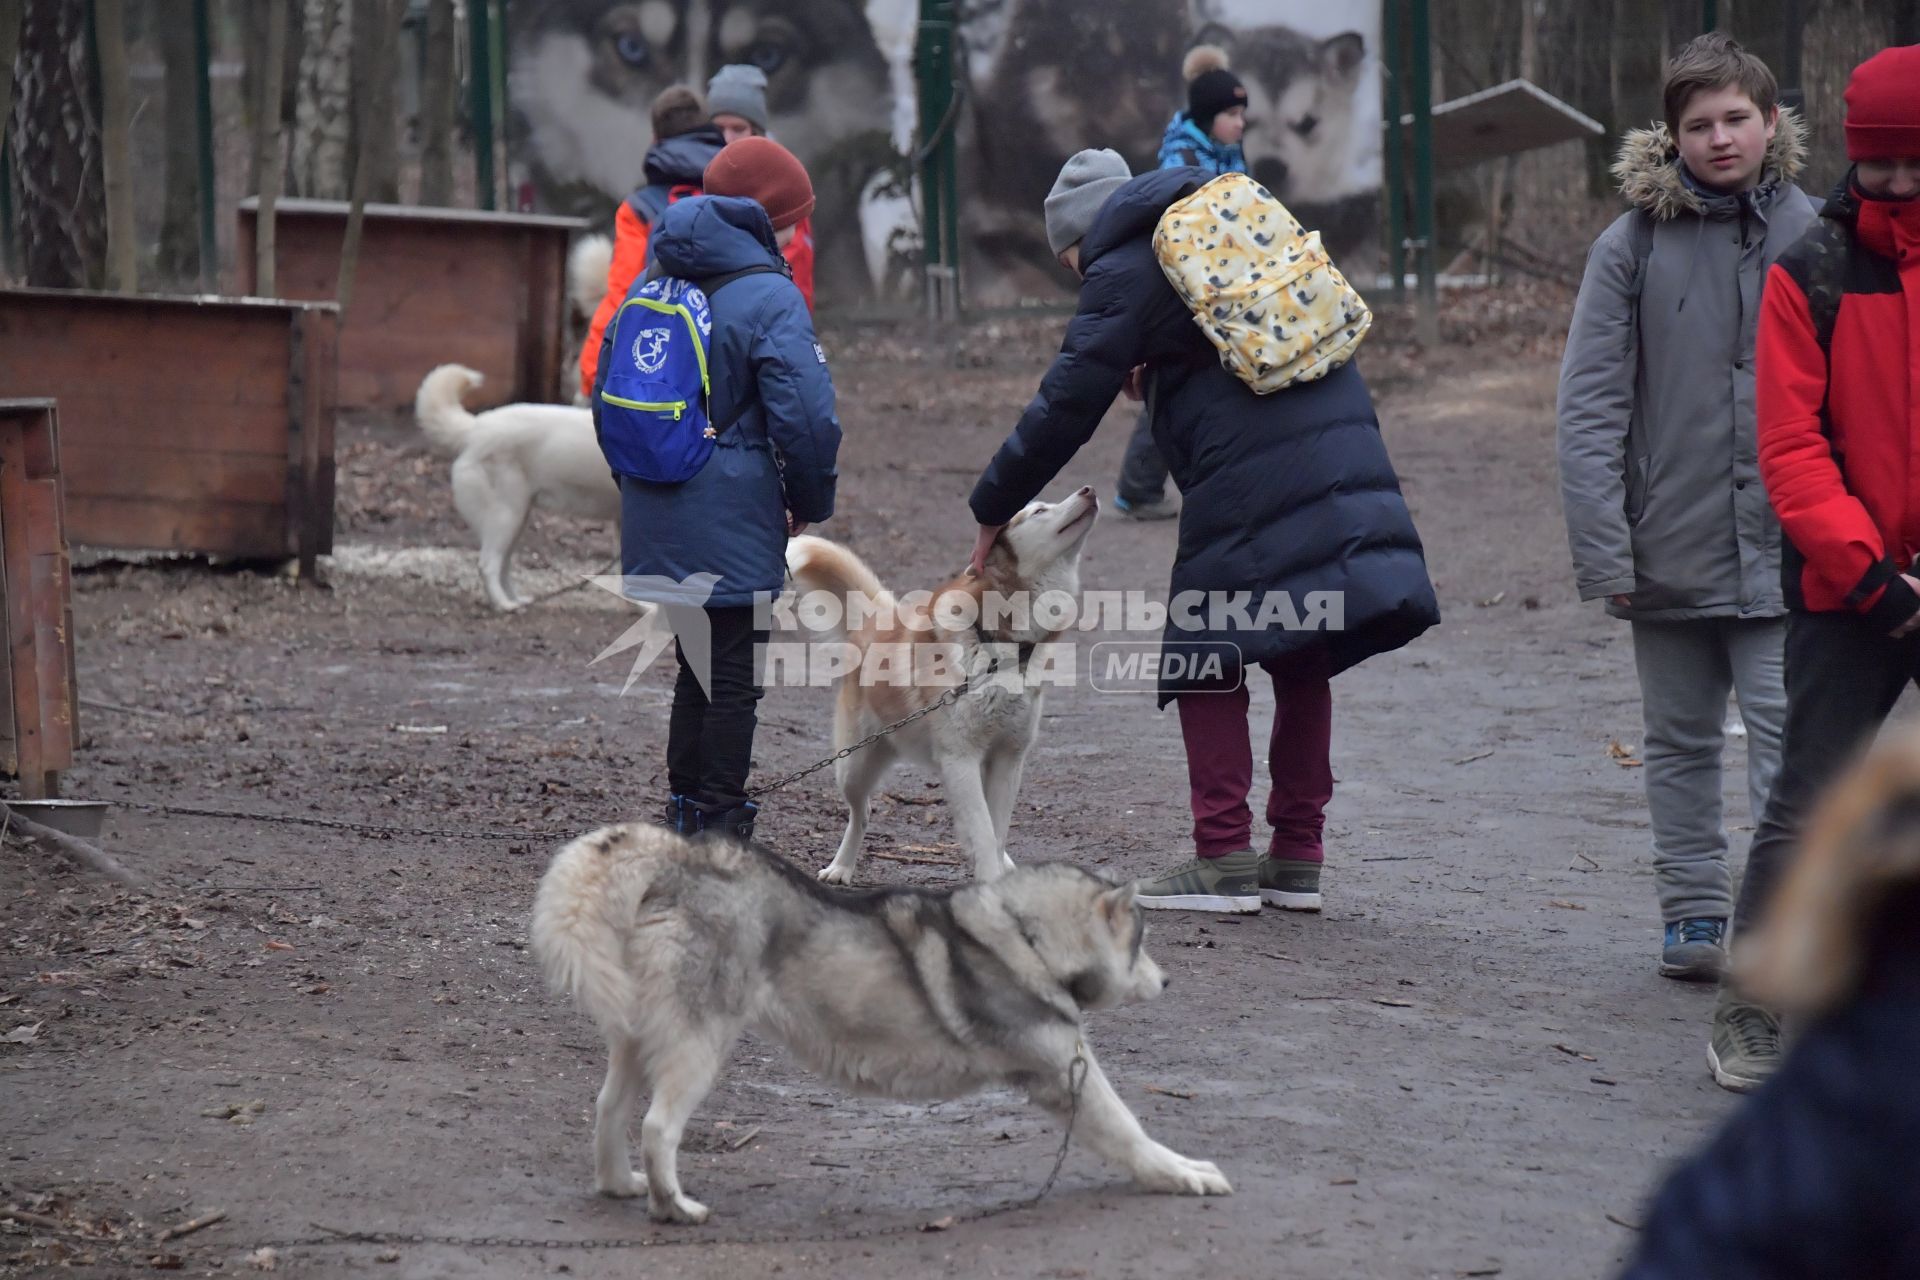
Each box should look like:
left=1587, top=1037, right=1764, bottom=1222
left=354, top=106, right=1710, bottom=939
left=1114, top=494, right=1180, bottom=521
left=1137, top=849, right=1260, bottom=913
left=1661, top=917, right=1728, bottom=981
left=1707, top=990, right=1782, bottom=1093
left=1258, top=857, right=1323, bottom=911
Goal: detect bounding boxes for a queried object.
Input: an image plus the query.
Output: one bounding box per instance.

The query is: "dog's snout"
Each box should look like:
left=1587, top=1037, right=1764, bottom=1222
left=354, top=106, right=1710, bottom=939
left=1159, top=974, right=1171, bottom=992
left=1077, top=485, right=1095, bottom=498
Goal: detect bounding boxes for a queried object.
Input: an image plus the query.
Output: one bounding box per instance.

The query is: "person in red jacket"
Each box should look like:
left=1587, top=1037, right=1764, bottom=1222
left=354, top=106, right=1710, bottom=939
left=577, top=87, right=725, bottom=400
left=1711, top=43, right=1920, bottom=1093
left=707, top=64, right=815, bottom=311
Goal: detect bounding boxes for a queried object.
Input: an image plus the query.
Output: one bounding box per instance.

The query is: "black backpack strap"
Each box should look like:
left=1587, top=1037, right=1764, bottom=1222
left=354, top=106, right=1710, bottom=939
left=1626, top=208, right=1655, bottom=303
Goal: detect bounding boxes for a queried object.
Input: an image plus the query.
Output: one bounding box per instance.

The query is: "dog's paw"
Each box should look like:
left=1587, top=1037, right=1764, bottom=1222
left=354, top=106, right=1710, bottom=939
left=596, top=1170, right=647, bottom=1199
left=648, top=1191, right=710, bottom=1225
left=817, top=861, right=856, bottom=885
left=1133, top=1152, right=1233, bottom=1197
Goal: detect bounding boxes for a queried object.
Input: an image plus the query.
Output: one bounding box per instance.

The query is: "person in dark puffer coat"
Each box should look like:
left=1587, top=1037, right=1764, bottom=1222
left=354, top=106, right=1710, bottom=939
left=1618, top=726, right=1920, bottom=1280
left=966, top=148, right=1438, bottom=915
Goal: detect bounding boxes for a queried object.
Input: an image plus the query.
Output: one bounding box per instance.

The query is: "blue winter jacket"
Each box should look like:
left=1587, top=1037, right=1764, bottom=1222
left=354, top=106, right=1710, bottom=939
left=1156, top=112, right=1246, bottom=176
left=596, top=195, right=840, bottom=607
left=968, top=169, right=1437, bottom=704
left=1618, top=940, right=1920, bottom=1279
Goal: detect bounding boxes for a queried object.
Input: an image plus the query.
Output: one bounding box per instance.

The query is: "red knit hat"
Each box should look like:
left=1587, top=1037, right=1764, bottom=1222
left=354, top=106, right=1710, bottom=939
left=1844, top=45, right=1920, bottom=161
left=702, top=137, right=815, bottom=231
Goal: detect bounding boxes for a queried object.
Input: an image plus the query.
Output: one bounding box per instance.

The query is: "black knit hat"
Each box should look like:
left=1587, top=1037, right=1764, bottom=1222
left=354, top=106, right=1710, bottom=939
left=1186, top=45, right=1247, bottom=132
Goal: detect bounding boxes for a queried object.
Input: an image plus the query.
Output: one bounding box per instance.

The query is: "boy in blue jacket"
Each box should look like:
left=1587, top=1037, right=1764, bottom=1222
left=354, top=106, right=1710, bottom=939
left=595, top=138, right=842, bottom=842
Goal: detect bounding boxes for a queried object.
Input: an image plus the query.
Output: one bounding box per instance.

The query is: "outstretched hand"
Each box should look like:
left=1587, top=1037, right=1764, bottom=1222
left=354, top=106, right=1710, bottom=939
left=967, top=523, right=1005, bottom=578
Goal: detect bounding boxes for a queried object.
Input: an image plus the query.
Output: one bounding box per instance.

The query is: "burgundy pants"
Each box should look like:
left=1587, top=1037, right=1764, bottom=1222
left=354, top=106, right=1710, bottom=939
left=1175, top=657, right=1334, bottom=860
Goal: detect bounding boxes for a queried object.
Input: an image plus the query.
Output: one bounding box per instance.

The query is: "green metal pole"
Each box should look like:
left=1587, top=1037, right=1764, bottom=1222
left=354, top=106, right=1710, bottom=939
left=469, top=0, right=495, bottom=210
left=1382, top=0, right=1406, bottom=304
left=1408, top=0, right=1438, bottom=346
left=191, top=0, right=216, bottom=288
left=915, top=0, right=957, bottom=317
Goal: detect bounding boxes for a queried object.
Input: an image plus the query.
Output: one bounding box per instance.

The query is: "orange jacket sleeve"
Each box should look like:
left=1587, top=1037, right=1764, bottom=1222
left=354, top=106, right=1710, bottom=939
left=579, top=202, right=651, bottom=400
left=782, top=215, right=816, bottom=313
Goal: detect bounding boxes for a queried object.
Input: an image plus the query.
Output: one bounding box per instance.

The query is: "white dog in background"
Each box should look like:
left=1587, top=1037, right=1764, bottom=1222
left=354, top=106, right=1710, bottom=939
left=413, top=365, right=618, bottom=611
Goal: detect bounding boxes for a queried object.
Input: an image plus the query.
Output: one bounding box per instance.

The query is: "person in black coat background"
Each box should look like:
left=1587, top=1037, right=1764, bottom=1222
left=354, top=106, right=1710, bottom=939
left=966, top=149, right=1438, bottom=915
left=1618, top=726, right=1920, bottom=1279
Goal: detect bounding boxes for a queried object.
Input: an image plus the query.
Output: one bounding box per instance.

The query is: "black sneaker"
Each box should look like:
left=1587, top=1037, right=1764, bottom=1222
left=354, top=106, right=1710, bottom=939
left=693, top=801, right=758, bottom=843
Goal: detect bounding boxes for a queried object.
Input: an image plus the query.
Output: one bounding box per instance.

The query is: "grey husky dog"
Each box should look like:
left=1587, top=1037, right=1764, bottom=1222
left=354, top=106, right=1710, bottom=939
left=530, top=824, right=1232, bottom=1224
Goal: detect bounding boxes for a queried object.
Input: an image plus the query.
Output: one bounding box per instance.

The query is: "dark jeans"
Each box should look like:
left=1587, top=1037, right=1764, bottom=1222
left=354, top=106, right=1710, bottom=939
left=665, top=605, right=768, bottom=811
left=1117, top=408, right=1169, bottom=506
left=1734, top=610, right=1920, bottom=936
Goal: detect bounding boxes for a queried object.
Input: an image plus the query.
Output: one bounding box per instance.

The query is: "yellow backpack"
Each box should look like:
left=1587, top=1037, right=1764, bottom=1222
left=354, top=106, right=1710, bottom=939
left=1152, top=173, right=1372, bottom=394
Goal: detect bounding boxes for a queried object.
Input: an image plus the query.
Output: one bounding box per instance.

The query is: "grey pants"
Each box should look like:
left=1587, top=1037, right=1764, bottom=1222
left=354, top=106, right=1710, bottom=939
left=1117, top=409, right=1169, bottom=506
left=1629, top=616, right=1787, bottom=922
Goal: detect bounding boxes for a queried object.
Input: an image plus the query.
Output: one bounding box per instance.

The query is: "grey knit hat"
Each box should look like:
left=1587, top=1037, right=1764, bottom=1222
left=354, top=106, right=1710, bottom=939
left=707, top=64, right=769, bottom=131
left=1044, top=149, right=1132, bottom=257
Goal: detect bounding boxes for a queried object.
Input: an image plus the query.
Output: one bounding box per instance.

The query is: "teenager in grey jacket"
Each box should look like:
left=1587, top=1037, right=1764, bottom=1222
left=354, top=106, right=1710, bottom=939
left=1557, top=35, right=1816, bottom=981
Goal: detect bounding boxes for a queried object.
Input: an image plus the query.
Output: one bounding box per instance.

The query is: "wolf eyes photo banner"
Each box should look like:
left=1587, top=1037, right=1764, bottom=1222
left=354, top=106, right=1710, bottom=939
left=507, top=0, right=1383, bottom=307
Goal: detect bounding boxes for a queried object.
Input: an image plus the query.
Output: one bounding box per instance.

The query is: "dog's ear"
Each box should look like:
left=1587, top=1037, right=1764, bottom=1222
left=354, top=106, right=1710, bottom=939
left=1320, top=33, right=1367, bottom=82
left=1097, top=882, right=1139, bottom=933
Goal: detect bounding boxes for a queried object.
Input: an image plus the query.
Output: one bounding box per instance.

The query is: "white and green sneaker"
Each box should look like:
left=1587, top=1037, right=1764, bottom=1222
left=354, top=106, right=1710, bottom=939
left=1136, top=850, right=1261, bottom=913
left=1259, top=857, right=1323, bottom=911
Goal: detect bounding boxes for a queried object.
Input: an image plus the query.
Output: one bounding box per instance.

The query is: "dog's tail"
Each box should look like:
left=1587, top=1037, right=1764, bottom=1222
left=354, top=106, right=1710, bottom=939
left=530, top=825, right=661, bottom=1037
left=568, top=234, right=613, bottom=320
left=415, top=364, right=483, bottom=456
left=785, top=535, right=892, bottom=647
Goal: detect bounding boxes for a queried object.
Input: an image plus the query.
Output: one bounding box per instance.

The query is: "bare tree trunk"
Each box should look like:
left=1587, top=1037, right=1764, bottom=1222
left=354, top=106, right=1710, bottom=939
left=0, top=0, right=24, bottom=141
left=253, top=0, right=288, bottom=295
left=156, top=4, right=199, bottom=281
left=417, top=0, right=453, bottom=205
left=349, top=0, right=398, bottom=203
left=1485, top=0, right=1541, bottom=282
left=94, top=0, right=134, bottom=291
left=292, top=0, right=350, bottom=198
left=242, top=0, right=300, bottom=195
left=338, top=0, right=403, bottom=311
left=8, top=0, right=104, bottom=288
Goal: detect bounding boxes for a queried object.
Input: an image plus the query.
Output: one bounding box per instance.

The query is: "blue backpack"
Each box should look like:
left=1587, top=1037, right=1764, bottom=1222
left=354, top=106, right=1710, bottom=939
left=595, top=266, right=773, bottom=483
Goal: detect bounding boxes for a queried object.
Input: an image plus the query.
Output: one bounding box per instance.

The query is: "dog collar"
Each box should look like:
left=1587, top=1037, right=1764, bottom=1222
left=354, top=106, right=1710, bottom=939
left=971, top=624, right=1047, bottom=672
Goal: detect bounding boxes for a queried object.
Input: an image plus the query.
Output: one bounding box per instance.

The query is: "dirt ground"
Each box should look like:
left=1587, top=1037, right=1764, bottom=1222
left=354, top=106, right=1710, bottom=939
left=3, top=297, right=1756, bottom=1279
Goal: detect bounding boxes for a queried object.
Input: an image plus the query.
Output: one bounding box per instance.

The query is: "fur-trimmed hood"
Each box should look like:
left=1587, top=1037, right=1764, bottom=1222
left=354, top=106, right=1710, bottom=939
left=1613, top=106, right=1808, bottom=221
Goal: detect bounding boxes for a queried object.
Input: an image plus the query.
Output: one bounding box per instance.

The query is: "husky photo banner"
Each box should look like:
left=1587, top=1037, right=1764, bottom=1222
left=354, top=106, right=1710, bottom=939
left=507, top=0, right=1383, bottom=307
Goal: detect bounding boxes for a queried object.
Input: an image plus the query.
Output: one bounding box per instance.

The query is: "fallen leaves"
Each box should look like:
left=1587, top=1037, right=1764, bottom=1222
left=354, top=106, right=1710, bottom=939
left=4, top=1021, right=43, bottom=1044
left=1551, top=1043, right=1598, bottom=1063
left=1548, top=899, right=1586, bottom=911
left=202, top=1099, right=266, bottom=1124
left=1606, top=739, right=1643, bottom=768
left=1145, top=1084, right=1195, bottom=1100
left=1372, top=996, right=1415, bottom=1008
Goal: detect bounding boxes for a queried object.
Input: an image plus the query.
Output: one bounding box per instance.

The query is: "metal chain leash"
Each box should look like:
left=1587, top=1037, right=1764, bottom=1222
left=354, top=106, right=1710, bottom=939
left=247, top=1046, right=1087, bottom=1256
left=102, top=799, right=577, bottom=845
left=746, top=673, right=981, bottom=800
left=94, top=657, right=1003, bottom=840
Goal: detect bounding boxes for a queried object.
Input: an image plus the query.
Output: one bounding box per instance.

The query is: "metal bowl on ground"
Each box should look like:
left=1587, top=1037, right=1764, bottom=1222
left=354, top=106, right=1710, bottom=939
left=7, top=799, right=110, bottom=839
